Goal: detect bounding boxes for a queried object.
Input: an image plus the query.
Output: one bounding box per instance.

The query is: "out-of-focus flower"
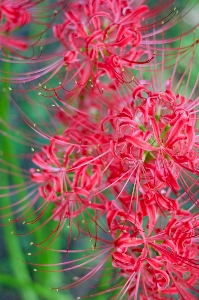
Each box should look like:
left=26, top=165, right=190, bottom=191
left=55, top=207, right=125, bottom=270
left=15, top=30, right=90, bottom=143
left=49, top=0, right=198, bottom=93
left=1, top=0, right=198, bottom=96
left=0, top=0, right=66, bottom=54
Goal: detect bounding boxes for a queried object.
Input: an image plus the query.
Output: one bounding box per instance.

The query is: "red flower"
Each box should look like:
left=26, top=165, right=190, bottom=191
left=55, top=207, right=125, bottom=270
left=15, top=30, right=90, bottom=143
left=1, top=6, right=199, bottom=298
left=0, top=0, right=65, bottom=53
left=3, top=0, right=198, bottom=94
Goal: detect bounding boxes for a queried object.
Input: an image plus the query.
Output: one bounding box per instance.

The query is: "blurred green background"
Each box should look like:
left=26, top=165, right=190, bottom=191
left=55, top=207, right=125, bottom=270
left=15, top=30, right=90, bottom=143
left=0, top=1, right=199, bottom=299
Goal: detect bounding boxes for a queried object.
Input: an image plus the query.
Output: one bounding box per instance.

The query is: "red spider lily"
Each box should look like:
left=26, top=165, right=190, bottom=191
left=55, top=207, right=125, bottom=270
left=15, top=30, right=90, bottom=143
left=47, top=0, right=199, bottom=93
left=0, top=0, right=32, bottom=32
left=1, top=7, right=199, bottom=299
left=0, top=0, right=33, bottom=50
left=3, top=72, right=198, bottom=298
left=24, top=208, right=198, bottom=299
left=0, top=1, right=29, bottom=51
left=2, top=38, right=199, bottom=230
left=29, top=43, right=199, bottom=297
left=1, top=0, right=198, bottom=95
left=110, top=229, right=198, bottom=299
left=0, top=0, right=67, bottom=54
left=98, top=82, right=199, bottom=205
left=52, top=0, right=147, bottom=82
left=0, top=102, right=111, bottom=250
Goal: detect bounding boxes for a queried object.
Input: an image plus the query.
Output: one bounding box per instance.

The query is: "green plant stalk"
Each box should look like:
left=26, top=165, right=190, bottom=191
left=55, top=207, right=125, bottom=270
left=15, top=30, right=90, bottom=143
left=0, top=274, right=72, bottom=300
left=1, top=59, right=74, bottom=299
left=0, top=60, right=40, bottom=300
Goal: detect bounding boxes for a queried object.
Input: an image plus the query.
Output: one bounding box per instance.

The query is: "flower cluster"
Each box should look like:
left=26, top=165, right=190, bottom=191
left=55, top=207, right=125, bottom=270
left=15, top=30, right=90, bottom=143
left=1, top=0, right=194, bottom=91
left=1, top=0, right=199, bottom=299
left=27, top=75, right=199, bottom=298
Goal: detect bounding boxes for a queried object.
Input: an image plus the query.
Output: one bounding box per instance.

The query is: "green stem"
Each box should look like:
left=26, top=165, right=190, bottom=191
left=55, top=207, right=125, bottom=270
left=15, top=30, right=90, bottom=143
left=1, top=61, right=40, bottom=300
left=0, top=274, right=73, bottom=300
left=1, top=60, right=73, bottom=300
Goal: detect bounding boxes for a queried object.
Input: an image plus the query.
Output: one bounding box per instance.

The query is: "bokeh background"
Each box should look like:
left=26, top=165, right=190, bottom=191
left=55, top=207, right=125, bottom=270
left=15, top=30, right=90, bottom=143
left=0, top=1, right=199, bottom=299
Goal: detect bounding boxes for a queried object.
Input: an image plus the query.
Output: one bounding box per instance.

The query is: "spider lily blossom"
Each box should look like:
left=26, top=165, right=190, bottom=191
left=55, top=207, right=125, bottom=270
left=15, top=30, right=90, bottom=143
left=1, top=0, right=198, bottom=95
left=0, top=0, right=66, bottom=54
left=0, top=1, right=199, bottom=299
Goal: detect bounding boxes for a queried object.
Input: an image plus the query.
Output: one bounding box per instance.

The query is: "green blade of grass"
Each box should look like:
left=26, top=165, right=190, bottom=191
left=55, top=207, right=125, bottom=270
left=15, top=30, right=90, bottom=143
left=0, top=57, right=74, bottom=298
left=0, top=274, right=73, bottom=300
left=1, top=61, right=40, bottom=300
